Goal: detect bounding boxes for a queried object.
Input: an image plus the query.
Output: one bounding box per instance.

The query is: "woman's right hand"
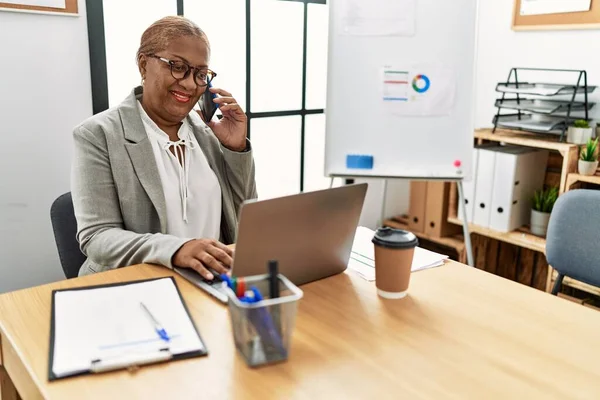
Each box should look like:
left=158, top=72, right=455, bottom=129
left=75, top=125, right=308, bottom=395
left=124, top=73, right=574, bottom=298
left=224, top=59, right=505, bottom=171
left=172, top=239, right=233, bottom=280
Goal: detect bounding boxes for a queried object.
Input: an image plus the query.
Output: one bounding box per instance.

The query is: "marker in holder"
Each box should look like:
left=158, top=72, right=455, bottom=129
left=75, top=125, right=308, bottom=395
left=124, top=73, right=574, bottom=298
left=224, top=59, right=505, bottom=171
left=223, top=273, right=303, bottom=367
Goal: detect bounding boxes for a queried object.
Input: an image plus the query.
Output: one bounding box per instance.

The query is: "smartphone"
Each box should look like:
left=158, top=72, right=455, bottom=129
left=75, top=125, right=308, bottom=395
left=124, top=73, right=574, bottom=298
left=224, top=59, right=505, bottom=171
left=198, top=81, right=219, bottom=123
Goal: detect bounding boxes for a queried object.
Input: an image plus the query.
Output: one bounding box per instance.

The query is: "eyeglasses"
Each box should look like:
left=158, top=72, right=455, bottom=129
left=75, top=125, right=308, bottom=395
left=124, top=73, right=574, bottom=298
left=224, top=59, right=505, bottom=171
left=147, top=54, right=217, bottom=87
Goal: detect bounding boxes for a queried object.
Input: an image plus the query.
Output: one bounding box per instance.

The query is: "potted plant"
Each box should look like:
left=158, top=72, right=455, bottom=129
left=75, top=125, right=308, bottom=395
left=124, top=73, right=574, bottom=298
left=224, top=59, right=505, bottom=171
left=578, top=138, right=599, bottom=176
left=530, top=186, right=558, bottom=237
left=567, top=119, right=594, bottom=144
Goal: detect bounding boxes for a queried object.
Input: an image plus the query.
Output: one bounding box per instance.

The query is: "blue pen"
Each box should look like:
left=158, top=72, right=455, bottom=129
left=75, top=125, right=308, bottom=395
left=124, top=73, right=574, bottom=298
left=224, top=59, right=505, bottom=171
left=140, top=302, right=170, bottom=342
left=243, top=286, right=287, bottom=357
left=223, top=275, right=285, bottom=353
left=225, top=275, right=287, bottom=359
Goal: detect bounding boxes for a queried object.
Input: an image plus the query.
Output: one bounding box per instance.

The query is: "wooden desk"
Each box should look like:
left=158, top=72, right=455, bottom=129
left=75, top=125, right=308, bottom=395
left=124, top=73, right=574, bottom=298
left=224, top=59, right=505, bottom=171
left=1, top=262, right=600, bottom=399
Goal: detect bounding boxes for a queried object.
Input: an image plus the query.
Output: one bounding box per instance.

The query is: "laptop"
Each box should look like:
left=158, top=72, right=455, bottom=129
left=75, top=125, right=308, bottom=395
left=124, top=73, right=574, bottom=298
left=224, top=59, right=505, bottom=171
left=173, top=183, right=368, bottom=303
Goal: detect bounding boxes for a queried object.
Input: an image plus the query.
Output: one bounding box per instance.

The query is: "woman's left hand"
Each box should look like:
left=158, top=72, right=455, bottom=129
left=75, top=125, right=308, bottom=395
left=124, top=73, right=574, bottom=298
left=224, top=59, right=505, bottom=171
left=200, top=87, right=247, bottom=152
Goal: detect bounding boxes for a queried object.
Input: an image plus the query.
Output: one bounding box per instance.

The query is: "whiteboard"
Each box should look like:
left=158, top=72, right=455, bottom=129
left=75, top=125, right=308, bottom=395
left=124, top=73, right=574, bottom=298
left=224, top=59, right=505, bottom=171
left=324, top=0, right=478, bottom=181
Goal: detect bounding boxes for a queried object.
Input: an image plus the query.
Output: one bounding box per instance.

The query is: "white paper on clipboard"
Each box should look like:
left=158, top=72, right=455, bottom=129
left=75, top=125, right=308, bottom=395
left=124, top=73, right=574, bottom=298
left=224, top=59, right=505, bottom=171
left=50, top=278, right=205, bottom=379
left=339, top=0, right=416, bottom=36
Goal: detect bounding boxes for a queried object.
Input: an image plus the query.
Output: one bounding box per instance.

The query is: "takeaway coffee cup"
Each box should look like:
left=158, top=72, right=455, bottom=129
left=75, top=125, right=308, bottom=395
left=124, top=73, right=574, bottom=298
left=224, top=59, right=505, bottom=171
left=372, top=227, right=419, bottom=299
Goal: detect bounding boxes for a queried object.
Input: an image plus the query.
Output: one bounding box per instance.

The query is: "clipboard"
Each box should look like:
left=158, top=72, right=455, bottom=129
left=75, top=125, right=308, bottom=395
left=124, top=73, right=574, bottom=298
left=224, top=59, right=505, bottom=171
left=48, top=277, right=207, bottom=380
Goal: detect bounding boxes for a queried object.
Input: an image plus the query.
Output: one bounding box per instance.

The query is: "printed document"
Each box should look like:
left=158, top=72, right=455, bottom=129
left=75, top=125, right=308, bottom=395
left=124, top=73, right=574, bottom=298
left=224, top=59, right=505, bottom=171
left=339, top=0, right=416, bottom=36
left=348, top=226, right=448, bottom=281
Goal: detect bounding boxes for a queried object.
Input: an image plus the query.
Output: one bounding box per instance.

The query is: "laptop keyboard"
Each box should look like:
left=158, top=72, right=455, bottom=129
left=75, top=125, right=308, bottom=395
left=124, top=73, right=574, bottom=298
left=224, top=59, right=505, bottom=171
left=205, top=270, right=223, bottom=285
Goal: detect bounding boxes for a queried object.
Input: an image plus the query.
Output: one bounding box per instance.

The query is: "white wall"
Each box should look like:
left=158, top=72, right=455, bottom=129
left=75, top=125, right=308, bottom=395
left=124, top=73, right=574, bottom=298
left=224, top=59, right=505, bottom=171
left=0, top=2, right=93, bottom=293
left=475, top=0, right=600, bottom=128
left=356, top=179, right=411, bottom=230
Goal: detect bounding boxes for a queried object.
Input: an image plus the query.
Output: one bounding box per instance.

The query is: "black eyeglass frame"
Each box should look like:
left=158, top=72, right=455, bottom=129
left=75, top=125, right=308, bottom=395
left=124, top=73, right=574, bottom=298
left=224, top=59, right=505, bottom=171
left=147, top=54, right=217, bottom=87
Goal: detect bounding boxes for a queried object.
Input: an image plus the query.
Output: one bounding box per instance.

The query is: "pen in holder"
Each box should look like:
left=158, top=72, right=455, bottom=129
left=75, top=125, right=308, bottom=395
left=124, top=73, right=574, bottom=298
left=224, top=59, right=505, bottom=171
left=224, top=273, right=303, bottom=367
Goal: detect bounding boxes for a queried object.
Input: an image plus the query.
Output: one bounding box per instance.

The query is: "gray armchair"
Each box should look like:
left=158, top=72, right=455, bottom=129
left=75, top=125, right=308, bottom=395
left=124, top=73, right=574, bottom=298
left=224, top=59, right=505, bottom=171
left=546, top=189, right=600, bottom=295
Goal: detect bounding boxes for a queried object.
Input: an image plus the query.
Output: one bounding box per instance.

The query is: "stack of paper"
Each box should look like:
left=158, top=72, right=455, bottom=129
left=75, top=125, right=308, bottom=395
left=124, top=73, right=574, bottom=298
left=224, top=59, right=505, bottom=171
left=348, top=226, right=448, bottom=281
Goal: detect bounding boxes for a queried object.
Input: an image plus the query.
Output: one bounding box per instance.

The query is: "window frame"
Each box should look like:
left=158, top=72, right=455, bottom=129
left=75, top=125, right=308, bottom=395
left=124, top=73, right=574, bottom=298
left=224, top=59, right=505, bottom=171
left=85, top=0, right=327, bottom=192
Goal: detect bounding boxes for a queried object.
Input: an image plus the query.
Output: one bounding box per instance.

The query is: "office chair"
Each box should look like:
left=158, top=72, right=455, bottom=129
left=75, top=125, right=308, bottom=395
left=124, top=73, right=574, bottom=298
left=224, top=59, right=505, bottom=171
left=50, top=192, right=86, bottom=279
left=546, top=189, right=600, bottom=295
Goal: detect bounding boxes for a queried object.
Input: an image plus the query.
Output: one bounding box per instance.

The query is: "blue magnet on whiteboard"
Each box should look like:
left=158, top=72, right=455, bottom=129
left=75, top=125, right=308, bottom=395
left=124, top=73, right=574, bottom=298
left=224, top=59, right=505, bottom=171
left=346, top=155, right=374, bottom=169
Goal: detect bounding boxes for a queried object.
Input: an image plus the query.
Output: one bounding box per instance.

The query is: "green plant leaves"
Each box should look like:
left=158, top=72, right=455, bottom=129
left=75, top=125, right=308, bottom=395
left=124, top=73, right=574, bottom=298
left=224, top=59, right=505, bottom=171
left=574, top=119, right=590, bottom=129
left=580, top=138, right=599, bottom=162
left=531, top=186, right=558, bottom=213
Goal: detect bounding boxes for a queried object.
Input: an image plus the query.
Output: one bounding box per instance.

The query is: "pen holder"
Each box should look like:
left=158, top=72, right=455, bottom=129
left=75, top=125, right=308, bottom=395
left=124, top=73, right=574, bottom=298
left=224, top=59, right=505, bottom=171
left=225, top=274, right=303, bottom=367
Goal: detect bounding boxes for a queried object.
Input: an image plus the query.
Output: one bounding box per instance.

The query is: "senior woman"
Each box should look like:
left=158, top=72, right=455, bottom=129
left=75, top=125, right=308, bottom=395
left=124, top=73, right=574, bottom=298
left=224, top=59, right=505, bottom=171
left=71, top=16, right=257, bottom=279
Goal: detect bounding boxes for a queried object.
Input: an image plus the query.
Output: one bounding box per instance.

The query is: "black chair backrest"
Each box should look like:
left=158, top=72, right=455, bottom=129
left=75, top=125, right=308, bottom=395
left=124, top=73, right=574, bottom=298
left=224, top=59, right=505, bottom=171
left=50, top=192, right=86, bottom=279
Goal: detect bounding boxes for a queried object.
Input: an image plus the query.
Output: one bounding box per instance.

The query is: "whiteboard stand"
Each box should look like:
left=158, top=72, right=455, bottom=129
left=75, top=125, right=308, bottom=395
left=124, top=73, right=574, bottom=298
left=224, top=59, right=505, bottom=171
left=457, top=180, right=474, bottom=267
left=379, top=179, right=389, bottom=227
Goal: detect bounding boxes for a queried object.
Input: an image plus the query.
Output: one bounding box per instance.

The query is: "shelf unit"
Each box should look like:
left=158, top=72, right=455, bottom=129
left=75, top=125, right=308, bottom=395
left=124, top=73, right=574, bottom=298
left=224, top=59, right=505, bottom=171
left=474, top=128, right=579, bottom=194
left=446, top=217, right=545, bottom=254
left=448, top=129, right=599, bottom=302
left=387, top=128, right=597, bottom=300
left=443, top=164, right=549, bottom=289
left=565, top=172, right=600, bottom=191
left=492, top=68, right=596, bottom=141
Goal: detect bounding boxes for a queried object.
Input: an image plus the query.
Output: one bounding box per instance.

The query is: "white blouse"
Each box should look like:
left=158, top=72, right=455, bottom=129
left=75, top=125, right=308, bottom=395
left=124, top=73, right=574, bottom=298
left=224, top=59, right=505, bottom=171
left=137, top=100, right=222, bottom=240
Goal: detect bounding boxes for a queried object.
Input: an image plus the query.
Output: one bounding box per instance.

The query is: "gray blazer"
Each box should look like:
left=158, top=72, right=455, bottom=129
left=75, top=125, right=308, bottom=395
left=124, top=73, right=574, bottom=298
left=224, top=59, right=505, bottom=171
left=71, top=86, right=257, bottom=276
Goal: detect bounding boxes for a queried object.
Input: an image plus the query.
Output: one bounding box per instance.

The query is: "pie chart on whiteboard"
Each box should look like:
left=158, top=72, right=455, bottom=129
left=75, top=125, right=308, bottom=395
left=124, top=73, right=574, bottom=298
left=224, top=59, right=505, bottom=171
left=412, top=74, right=431, bottom=93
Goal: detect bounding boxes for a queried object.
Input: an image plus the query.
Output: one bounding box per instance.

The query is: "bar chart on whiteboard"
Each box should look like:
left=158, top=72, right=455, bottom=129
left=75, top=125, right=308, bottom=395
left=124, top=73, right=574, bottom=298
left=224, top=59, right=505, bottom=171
left=382, top=69, right=409, bottom=102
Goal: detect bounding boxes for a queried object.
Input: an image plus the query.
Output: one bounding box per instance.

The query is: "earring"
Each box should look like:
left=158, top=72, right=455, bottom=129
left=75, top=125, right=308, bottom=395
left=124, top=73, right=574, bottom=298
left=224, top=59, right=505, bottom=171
left=141, top=76, right=145, bottom=86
